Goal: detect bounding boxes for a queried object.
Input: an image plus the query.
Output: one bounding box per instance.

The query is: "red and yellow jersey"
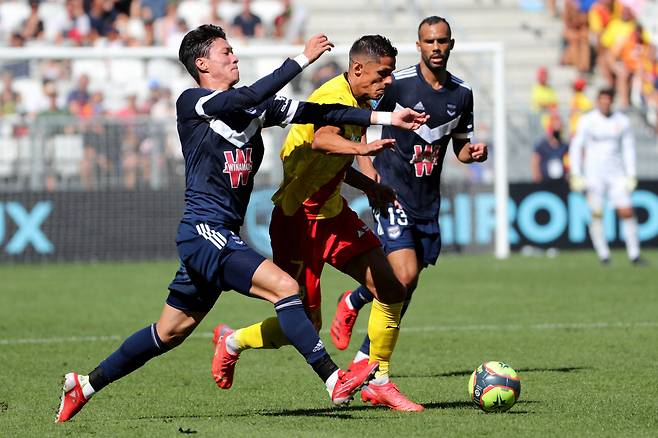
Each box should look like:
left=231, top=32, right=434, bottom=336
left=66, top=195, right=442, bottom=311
left=272, top=74, right=368, bottom=219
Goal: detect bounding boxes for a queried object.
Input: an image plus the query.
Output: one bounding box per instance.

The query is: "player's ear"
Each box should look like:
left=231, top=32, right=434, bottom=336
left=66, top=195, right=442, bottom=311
left=352, top=59, right=363, bottom=77
left=416, top=40, right=421, bottom=52
left=195, top=57, right=209, bottom=74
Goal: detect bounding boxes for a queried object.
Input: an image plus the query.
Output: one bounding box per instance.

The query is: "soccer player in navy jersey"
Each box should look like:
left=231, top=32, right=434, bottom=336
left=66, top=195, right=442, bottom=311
left=329, top=17, right=488, bottom=406
left=55, top=24, right=427, bottom=423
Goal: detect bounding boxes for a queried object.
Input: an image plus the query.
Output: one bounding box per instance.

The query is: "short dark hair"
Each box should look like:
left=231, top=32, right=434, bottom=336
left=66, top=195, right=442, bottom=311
left=179, top=24, right=227, bottom=84
left=348, top=35, right=398, bottom=64
left=598, top=87, right=615, bottom=99
left=418, top=16, right=452, bottom=39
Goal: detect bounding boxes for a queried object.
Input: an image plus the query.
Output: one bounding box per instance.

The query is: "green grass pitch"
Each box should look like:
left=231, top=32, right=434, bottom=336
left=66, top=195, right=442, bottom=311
left=1, top=250, right=657, bottom=437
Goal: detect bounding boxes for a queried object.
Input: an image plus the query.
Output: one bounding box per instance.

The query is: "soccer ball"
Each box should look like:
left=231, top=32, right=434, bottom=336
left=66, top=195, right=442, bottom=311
left=468, top=361, right=521, bottom=413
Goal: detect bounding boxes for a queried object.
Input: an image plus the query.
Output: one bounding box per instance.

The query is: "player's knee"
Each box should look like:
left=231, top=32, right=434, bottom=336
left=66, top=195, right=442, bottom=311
left=368, top=278, right=406, bottom=304
left=157, top=322, right=196, bottom=347
left=271, top=274, right=300, bottom=299
left=396, top=270, right=419, bottom=291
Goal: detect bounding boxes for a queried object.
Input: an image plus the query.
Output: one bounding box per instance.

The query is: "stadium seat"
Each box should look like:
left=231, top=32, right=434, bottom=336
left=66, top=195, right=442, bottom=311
left=52, top=134, right=84, bottom=182
left=0, top=1, right=31, bottom=35
left=72, top=60, right=109, bottom=82
left=251, top=1, right=285, bottom=31
left=0, top=137, right=20, bottom=179
left=177, top=0, right=211, bottom=29
left=38, top=1, right=67, bottom=42
left=109, top=59, right=146, bottom=84
left=217, top=1, right=242, bottom=24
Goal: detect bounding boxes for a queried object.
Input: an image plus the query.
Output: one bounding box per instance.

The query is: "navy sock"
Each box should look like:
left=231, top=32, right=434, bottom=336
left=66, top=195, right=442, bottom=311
left=358, top=298, right=412, bottom=356
left=91, top=324, right=170, bottom=391
left=274, top=295, right=338, bottom=381
left=348, top=285, right=374, bottom=310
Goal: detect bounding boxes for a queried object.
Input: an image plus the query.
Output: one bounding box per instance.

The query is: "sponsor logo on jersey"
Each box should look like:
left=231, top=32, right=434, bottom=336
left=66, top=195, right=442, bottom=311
left=410, top=144, right=440, bottom=177
left=387, top=225, right=401, bottom=239
left=223, top=148, right=253, bottom=188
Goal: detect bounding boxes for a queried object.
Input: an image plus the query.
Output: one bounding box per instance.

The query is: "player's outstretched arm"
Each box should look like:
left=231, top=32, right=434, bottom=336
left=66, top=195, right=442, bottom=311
left=190, top=34, right=333, bottom=117
left=311, top=125, right=396, bottom=155
left=390, top=108, right=429, bottom=131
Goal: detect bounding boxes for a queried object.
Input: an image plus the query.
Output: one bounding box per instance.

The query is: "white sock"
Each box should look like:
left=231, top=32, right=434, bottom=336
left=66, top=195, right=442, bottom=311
left=370, top=374, right=389, bottom=385
left=354, top=350, right=369, bottom=363
left=79, top=375, right=95, bottom=399
left=325, top=369, right=339, bottom=395
left=344, top=293, right=354, bottom=310
left=589, top=217, right=610, bottom=261
left=622, top=217, right=641, bottom=260
left=224, top=333, right=240, bottom=355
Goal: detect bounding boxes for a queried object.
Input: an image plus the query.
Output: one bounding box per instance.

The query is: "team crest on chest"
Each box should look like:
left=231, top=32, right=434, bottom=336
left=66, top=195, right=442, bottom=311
left=410, top=144, right=441, bottom=177
left=223, top=148, right=253, bottom=188
left=447, top=103, right=457, bottom=116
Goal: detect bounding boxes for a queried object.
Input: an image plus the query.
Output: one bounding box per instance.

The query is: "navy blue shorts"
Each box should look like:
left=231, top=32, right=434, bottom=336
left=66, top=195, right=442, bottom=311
left=167, top=221, right=266, bottom=312
left=372, top=205, right=441, bottom=267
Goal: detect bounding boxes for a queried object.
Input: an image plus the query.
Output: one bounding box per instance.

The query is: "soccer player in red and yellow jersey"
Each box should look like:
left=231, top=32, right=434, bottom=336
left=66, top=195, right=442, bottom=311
left=212, top=35, right=426, bottom=411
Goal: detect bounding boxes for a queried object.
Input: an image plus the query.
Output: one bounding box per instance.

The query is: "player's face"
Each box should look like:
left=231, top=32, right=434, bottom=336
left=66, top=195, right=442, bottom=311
left=417, top=22, right=454, bottom=71
left=202, top=38, right=240, bottom=87
left=597, top=93, right=613, bottom=116
left=357, top=56, right=396, bottom=100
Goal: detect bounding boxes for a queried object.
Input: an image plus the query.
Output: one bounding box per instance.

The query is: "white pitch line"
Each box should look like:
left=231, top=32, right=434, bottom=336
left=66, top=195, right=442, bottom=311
left=1, top=321, right=657, bottom=347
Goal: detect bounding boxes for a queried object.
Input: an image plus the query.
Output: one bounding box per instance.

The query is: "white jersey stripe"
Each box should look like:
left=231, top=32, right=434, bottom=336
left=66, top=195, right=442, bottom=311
left=394, top=103, right=463, bottom=143
left=208, top=113, right=266, bottom=148
left=195, top=90, right=223, bottom=118
left=281, top=98, right=300, bottom=125
left=196, top=224, right=226, bottom=250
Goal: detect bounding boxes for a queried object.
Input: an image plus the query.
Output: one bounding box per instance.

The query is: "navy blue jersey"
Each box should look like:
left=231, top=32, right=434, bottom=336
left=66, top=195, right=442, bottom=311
left=373, top=65, right=474, bottom=220
left=176, top=57, right=372, bottom=230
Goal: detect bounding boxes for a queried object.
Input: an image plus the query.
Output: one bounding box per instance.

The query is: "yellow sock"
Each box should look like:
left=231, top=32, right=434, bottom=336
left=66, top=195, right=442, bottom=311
left=367, top=299, right=403, bottom=379
left=232, top=317, right=291, bottom=350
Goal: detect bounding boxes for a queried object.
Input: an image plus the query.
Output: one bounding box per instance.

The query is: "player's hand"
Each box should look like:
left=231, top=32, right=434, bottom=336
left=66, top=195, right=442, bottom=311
left=626, top=176, right=638, bottom=192
left=468, top=143, right=488, bottom=162
left=570, top=174, right=586, bottom=192
left=366, top=182, right=397, bottom=211
left=360, top=138, right=396, bottom=156
left=362, top=167, right=381, bottom=183
left=391, top=108, right=429, bottom=130
left=303, top=34, right=334, bottom=64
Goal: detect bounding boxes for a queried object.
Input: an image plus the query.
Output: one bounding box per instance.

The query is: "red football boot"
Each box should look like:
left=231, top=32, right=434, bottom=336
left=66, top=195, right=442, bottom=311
left=211, top=323, right=239, bottom=389
left=331, top=361, right=378, bottom=406
left=361, top=381, right=424, bottom=412
left=55, top=373, right=91, bottom=423
left=330, top=291, right=359, bottom=350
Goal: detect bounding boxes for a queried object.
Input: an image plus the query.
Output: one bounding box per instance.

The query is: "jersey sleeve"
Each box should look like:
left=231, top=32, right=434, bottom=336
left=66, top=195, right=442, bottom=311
left=178, top=58, right=303, bottom=120
left=261, top=94, right=371, bottom=128
left=452, top=90, right=474, bottom=140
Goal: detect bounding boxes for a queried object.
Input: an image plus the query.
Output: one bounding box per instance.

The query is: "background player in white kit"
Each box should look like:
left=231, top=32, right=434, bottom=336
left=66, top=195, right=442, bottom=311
left=569, top=88, right=646, bottom=266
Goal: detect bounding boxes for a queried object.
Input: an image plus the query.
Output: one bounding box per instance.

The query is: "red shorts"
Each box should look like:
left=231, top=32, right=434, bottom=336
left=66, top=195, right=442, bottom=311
left=269, top=201, right=381, bottom=312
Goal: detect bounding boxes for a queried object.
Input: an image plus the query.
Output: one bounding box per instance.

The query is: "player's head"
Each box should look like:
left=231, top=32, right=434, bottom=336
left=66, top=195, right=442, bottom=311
left=179, top=24, right=239, bottom=87
left=417, top=16, right=454, bottom=72
left=597, top=87, right=615, bottom=116
left=347, top=35, right=397, bottom=101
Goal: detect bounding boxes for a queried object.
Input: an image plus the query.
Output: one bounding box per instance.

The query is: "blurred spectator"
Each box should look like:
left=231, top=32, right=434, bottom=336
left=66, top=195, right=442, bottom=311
left=531, top=66, right=558, bottom=137
left=154, top=0, right=179, bottom=45
left=142, top=0, right=167, bottom=20
left=599, top=5, right=638, bottom=87
left=55, top=0, right=91, bottom=45
left=531, top=112, right=569, bottom=187
left=232, top=0, right=264, bottom=38
left=310, top=60, right=342, bottom=90
left=21, top=0, right=45, bottom=42
left=561, top=0, right=591, bottom=73
left=88, top=0, right=119, bottom=39
left=67, top=74, right=91, bottom=114
left=568, top=77, right=593, bottom=137
left=274, top=0, right=305, bottom=43
left=0, top=73, right=21, bottom=116
left=637, top=43, right=657, bottom=133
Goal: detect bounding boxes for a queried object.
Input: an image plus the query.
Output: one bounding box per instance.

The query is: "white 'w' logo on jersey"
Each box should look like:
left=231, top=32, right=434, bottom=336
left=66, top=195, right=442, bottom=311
left=410, top=145, right=439, bottom=177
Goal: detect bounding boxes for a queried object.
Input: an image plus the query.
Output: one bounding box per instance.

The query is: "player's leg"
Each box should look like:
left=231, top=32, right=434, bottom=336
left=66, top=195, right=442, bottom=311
left=213, top=232, right=377, bottom=404
left=56, top=301, right=208, bottom=423
left=610, top=178, right=644, bottom=264
left=351, top=248, right=421, bottom=362
left=586, top=178, right=610, bottom=264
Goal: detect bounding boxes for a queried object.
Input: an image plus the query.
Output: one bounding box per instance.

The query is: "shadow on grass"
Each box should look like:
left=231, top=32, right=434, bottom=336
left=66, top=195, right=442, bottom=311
left=137, top=400, right=541, bottom=420
left=395, top=366, right=589, bottom=378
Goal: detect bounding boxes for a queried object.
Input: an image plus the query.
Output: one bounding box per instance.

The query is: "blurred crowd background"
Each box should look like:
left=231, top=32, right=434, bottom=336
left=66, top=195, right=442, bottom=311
left=0, top=0, right=656, bottom=192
